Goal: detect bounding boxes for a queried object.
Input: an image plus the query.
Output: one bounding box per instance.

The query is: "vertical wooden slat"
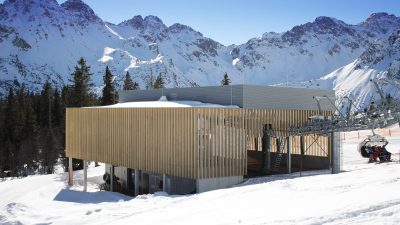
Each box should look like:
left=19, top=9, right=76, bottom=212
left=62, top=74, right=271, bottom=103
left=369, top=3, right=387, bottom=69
left=66, top=107, right=332, bottom=180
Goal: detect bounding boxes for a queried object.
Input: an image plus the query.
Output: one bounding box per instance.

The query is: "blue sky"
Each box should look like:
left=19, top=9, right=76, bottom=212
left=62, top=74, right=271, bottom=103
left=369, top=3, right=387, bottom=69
left=17, top=0, right=400, bottom=45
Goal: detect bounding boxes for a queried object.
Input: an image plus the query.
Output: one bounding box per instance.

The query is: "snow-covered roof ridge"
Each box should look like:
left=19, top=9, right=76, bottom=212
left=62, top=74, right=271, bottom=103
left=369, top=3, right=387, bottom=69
left=93, top=95, right=239, bottom=109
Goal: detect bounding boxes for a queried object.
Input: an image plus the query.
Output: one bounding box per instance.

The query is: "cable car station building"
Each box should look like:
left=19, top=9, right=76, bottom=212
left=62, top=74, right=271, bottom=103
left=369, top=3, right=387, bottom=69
left=66, top=85, right=340, bottom=195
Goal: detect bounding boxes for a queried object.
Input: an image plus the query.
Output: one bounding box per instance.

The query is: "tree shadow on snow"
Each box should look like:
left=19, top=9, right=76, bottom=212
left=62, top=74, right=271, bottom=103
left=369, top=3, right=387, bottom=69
left=53, top=189, right=132, bottom=204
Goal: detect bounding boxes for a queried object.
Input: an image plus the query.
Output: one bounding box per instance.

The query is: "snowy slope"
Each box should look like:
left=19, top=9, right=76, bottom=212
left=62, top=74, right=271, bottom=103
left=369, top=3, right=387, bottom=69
left=287, top=30, right=400, bottom=109
left=1, top=0, right=400, bottom=97
left=1, top=126, right=400, bottom=225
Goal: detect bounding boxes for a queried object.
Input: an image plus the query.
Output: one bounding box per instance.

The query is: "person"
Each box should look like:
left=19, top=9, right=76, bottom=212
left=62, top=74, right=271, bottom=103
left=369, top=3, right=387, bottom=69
left=380, top=146, right=392, bottom=161
left=369, top=146, right=380, bottom=162
left=101, top=173, right=121, bottom=191
left=361, top=145, right=370, bottom=158
left=103, top=172, right=111, bottom=184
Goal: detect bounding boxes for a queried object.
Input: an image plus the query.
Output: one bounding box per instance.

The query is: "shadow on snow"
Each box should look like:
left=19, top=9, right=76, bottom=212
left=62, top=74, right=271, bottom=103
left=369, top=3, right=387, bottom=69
left=53, top=189, right=132, bottom=204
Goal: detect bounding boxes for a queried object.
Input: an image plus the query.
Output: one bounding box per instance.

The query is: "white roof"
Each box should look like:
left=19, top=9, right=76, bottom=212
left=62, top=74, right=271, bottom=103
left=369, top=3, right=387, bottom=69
left=94, top=96, right=239, bottom=108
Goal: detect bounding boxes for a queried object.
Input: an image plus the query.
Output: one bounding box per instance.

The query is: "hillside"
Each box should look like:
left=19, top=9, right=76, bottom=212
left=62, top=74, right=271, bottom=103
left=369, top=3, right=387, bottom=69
left=287, top=30, right=400, bottom=109
left=1, top=127, right=399, bottom=225
left=1, top=0, right=400, bottom=102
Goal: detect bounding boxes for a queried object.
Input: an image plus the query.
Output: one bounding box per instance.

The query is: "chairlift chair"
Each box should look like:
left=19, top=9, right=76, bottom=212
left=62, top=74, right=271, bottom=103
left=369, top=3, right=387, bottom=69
left=357, top=134, right=390, bottom=160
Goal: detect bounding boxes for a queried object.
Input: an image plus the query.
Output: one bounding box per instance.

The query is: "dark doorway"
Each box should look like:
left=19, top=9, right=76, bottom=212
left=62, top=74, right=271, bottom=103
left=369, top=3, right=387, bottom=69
left=141, top=173, right=150, bottom=194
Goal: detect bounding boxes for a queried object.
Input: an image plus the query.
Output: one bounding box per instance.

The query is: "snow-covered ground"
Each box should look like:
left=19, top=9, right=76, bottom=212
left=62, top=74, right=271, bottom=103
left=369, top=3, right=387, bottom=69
left=1, top=127, right=400, bottom=225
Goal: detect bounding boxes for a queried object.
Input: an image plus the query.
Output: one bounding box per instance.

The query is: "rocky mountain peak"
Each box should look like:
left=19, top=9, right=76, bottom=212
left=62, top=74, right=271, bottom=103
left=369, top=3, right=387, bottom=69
left=1, top=0, right=59, bottom=16
left=365, top=12, right=397, bottom=23
left=119, top=15, right=167, bottom=34
left=119, top=15, right=144, bottom=29
left=311, top=16, right=353, bottom=35
left=61, top=0, right=101, bottom=24
left=361, top=12, right=400, bottom=35
left=0, top=0, right=62, bottom=23
left=313, top=16, right=346, bottom=27
left=281, top=15, right=353, bottom=44
left=143, top=15, right=167, bottom=31
left=168, top=23, right=201, bottom=36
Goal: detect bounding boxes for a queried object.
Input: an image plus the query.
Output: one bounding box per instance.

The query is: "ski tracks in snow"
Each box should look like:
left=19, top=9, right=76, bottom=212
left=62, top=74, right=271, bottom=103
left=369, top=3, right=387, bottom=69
left=291, top=199, right=400, bottom=225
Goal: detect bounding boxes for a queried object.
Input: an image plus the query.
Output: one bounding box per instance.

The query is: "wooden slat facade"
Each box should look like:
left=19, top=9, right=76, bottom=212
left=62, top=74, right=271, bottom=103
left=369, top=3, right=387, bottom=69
left=245, top=109, right=332, bottom=157
left=66, top=108, right=332, bottom=179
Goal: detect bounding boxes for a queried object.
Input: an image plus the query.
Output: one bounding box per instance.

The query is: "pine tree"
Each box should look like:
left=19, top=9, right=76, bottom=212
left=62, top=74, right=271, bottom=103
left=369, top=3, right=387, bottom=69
left=67, top=58, right=97, bottom=169
left=52, top=89, right=63, bottom=128
left=20, top=97, right=39, bottom=174
left=153, top=73, right=165, bottom=89
left=146, top=75, right=155, bottom=90
left=221, top=72, right=231, bottom=86
left=101, top=66, right=117, bottom=105
left=39, top=81, right=52, bottom=128
left=4, top=88, right=21, bottom=175
left=0, top=96, right=5, bottom=175
left=70, top=57, right=94, bottom=107
left=60, top=85, right=75, bottom=170
left=123, top=71, right=139, bottom=91
left=0, top=83, right=67, bottom=176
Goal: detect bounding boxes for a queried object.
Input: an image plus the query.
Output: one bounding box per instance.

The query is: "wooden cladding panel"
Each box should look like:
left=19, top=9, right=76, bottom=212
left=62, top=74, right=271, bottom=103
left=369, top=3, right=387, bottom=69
left=66, top=108, right=247, bottom=179
left=244, top=109, right=332, bottom=157
left=66, top=108, right=331, bottom=179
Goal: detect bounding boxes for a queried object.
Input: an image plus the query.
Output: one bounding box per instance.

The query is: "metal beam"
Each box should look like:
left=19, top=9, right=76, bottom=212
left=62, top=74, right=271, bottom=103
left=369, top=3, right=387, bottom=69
left=68, top=157, right=73, bottom=186
left=162, top=173, right=167, bottom=193
left=287, top=136, right=291, bottom=174
left=300, top=136, right=305, bottom=176
left=110, top=165, right=114, bottom=192
left=134, top=169, right=139, bottom=196
left=83, top=160, right=87, bottom=192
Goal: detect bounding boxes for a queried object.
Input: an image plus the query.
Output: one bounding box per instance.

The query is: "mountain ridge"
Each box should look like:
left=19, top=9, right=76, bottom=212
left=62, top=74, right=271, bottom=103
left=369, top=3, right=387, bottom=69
left=0, top=0, right=399, bottom=108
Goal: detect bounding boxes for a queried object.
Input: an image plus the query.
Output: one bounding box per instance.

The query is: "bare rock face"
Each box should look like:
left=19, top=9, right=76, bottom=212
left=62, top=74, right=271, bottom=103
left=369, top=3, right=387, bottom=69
left=61, top=0, right=102, bottom=26
left=195, top=38, right=221, bottom=57
left=12, top=36, right=31, bottom=50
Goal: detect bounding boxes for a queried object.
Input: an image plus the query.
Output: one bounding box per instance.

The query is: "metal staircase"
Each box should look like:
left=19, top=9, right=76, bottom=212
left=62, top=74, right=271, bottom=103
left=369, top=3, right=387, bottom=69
left=273, top=137, right=286, bottom=170
left=273, top=152, right=283, bottom=170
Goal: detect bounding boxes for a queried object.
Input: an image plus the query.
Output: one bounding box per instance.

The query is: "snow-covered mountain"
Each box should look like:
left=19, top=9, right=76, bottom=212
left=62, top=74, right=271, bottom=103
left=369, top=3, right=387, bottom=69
left=291, top=29, right=400, bottom=109
left=1, top=0, right=400, bottom=101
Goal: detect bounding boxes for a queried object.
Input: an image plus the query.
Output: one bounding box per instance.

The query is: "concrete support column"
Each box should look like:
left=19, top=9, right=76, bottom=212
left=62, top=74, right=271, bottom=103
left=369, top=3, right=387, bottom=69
left=83, top=160, right=87, bottom=192
left=287, top=136, right=291, bottom=174
left=68, top=157, right=73, bottom=186
left=262, top=124, right=272, bottom=172
left=300, top=136, right=305, bottom=176
left=331, top=132, right=340, bottom=174
left=110, top=165, right=114, bottom=192
left=162, top=173, right=167, bottom=192
left=134, top=169, right=139, bottom=196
